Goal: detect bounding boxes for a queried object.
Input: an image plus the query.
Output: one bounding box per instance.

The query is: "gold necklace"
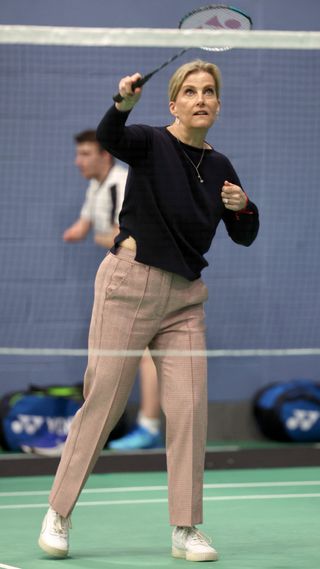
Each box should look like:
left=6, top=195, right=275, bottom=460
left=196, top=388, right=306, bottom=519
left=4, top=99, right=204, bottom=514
left=178, top=140, right=205, bottom=183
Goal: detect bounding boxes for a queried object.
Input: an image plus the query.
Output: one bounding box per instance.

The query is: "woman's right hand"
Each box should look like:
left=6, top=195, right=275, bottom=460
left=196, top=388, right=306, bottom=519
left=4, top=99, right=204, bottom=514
left=115, top=73, right=143, bottom=112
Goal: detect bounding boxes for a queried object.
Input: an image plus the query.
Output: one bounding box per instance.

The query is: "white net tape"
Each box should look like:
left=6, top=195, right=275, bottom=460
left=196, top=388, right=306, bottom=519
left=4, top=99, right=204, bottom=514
left=1, top=26, right=320, bottom=49
left=1, top=348, right=320, bottom=357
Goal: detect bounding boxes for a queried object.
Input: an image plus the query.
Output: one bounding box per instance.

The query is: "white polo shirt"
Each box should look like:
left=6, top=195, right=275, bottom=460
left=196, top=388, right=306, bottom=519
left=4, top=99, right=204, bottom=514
left=80, top=164, right=127, bottom=234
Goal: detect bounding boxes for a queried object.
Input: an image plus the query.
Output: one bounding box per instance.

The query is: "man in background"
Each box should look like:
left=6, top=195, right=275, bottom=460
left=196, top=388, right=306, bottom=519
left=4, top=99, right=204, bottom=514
left=63, top=129, right=127, bottom=248
left=65, top=130, right=162, bottom=450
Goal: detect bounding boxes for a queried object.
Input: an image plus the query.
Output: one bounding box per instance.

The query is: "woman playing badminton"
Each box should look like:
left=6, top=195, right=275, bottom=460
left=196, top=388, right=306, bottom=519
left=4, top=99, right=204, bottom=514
left=38, top=59, right=259, bottom=562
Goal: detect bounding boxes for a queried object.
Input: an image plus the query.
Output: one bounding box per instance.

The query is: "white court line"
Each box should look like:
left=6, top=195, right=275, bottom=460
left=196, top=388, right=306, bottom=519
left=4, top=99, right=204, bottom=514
left=1, top=493, right=320, bottom=510
left=0, top=563, right=22, bottom=569
left=1, top=480, right=320, bottom=498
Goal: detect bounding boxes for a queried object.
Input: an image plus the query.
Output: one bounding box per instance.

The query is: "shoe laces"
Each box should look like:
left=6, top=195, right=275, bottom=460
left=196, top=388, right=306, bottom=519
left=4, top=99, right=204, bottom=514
left=52, top=511, right=72, bottom=535
left=187, top=527, right=212, bottom=546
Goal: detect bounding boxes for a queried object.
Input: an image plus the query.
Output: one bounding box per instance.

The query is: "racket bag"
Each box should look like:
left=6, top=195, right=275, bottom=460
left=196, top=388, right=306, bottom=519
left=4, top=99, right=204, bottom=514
left=0, top=383, right=127, bottom=454
left=253, top=379, right=320, bottom=442
left=0, top=384, right=83, bottom=453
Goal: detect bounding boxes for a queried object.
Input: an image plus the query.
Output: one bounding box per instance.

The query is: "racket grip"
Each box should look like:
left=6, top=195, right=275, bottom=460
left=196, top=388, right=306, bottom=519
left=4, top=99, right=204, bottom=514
left=112, top=75, right=150, bottom=103
left=113, top=92, right=125, bottom=103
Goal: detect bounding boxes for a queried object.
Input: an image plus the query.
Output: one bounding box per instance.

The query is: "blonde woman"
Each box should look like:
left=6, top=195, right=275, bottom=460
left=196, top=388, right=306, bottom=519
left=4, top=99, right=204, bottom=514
left=39, top=60, right=259, bottom=563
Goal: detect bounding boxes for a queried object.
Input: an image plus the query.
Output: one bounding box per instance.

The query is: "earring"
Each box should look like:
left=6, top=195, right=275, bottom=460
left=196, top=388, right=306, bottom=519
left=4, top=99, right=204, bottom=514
left=175, top=117, right=180, bottom=125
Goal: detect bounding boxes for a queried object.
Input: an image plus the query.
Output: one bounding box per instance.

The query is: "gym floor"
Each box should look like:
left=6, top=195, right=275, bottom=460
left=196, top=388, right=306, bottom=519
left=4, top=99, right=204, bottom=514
left=1, top=465, right=319, bottom=569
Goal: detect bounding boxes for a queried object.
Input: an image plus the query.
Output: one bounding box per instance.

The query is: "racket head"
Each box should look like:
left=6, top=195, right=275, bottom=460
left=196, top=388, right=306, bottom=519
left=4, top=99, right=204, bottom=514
left=179, top=4, right=252, bottom=51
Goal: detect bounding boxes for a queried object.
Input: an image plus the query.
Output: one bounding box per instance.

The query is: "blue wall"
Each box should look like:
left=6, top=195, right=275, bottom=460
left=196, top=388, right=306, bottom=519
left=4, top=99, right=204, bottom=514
left=1, top=0, right=320, bottom=30
left=0, top=1, right=320, bottom=401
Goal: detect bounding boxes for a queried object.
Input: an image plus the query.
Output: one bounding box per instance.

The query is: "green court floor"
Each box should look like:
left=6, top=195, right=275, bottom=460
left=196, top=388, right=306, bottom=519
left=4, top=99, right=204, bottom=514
left=0, top=466, right=319, bottom=569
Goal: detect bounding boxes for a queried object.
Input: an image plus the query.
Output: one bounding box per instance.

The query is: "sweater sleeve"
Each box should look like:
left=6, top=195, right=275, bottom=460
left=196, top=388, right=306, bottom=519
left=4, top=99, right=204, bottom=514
left=222, top=201, right=259, bottom=246
left=219, top=156, right=259, bottom=246
left=96, top=104, right=149, bottom=165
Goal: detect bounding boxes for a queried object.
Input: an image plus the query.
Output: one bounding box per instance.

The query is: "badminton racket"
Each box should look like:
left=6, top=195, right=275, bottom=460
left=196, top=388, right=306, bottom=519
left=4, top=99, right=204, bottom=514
left=113, top=4, right=252, bottom=103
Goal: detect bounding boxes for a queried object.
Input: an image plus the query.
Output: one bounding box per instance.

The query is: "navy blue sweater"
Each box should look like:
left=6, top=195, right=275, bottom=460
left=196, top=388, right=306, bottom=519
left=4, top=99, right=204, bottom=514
left=96, top=105, right=259, bottom=281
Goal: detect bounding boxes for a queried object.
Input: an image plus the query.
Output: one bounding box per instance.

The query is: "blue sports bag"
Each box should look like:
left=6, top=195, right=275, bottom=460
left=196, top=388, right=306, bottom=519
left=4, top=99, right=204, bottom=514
left=253, top=379, right=320, bottom=442
left=0, top=383, right=128, bottom=453
left=0, top=384, right=83, bottom=452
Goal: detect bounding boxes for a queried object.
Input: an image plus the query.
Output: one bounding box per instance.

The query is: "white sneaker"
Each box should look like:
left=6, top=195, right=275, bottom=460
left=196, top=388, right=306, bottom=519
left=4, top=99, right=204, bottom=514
left=172, top=526, right=218, bottom=562
left=38, top=507, right=71, bottom=557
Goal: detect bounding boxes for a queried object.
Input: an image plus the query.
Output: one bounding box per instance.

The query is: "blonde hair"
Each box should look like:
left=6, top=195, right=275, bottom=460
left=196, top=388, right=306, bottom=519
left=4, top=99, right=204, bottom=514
left=168, top=59, right=222, bottom=102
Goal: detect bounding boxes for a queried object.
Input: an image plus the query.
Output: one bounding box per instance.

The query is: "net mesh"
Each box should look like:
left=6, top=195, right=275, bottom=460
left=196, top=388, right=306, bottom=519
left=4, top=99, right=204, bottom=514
left=0, top=26, right=320, bottom=399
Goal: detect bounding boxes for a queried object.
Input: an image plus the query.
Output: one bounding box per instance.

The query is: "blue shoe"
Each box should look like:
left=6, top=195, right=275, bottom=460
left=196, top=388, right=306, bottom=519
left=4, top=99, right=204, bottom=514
left=108, top=425, right=163, bottom=450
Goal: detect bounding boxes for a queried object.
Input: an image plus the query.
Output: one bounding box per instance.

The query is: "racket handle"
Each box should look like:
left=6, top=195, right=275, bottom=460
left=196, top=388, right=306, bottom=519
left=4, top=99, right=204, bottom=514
left=112, top=74, right=152, bottom=103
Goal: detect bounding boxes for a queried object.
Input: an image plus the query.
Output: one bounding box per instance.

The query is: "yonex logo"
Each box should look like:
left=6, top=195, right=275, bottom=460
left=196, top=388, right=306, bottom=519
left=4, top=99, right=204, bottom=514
left=204, top=15, right=242, bottom=29
left=11, top=414, right=74, bottom=436
left=286, top=409, right=320, bottom=431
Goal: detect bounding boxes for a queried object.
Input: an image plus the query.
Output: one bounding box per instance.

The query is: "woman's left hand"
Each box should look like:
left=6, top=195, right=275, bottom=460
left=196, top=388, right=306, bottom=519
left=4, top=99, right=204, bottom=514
left=221, top=180, right=248, bottom=212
